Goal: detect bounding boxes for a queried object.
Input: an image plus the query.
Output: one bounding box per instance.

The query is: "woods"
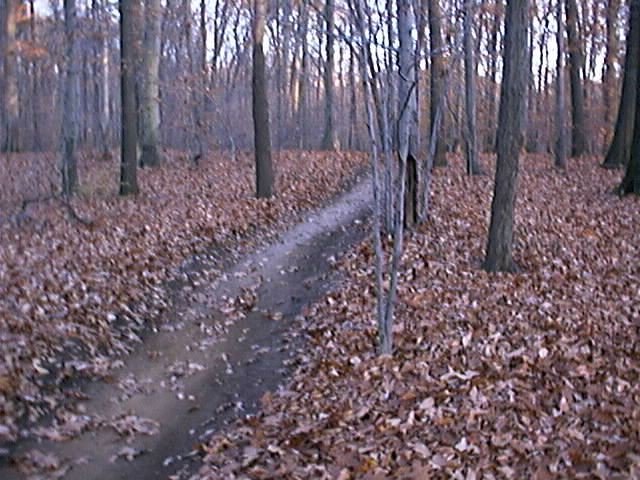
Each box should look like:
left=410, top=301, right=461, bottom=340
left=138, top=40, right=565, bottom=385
left=1, top=0, right=639, bottom=478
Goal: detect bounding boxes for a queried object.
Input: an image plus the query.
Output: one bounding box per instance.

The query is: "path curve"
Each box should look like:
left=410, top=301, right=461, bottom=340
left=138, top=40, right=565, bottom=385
left=1, top=178, right=372, bottom=480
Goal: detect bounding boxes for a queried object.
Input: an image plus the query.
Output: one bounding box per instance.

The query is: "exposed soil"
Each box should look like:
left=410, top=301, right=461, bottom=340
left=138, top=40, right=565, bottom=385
left=0, top=179, right=371, bottom=480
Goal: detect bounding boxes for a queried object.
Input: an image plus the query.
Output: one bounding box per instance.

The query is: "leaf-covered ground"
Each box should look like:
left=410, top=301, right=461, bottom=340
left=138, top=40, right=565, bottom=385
left=0, top=150, right=367, bottom=441
left=194, top=156, right=640, bottom=479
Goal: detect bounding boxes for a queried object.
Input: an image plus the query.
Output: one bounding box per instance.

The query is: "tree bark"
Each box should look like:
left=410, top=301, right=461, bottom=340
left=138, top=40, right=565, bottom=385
left=484, top=0, right=529, bottom=273
left=2, top=0, right=20, bottom=152
left=321, top=0, right=339, bottom=150
left=565, top=0, right=588, bottom=157
left=603, top=0, right=639, bottom=169
left=555, top=0, right=567, bottom=170
left=140, top=0, right=164, bottom=167
left=298, top=0, right=309, bottom=149
left=463, top=0, right=482, bottom=175
left=603, top=0, right=619, bottom=147
left=398, top=0, right=419, bottom=228
left=486, top=10, right=500, bottom=152
left=62, top=0, right=79, bottom=195
left=119, top=0, right=140, bottom=196
left=619, top=0, right=640, bottom=194
left=252, top=0, right=273, bottom=198
left=428, top=0, right=447, bottom=167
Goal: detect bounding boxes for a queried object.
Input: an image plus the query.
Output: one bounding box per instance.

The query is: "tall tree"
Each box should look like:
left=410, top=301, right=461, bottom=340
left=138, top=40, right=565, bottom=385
left=119, top=0, right=140, bottom=195
left=139, top=0, right=164, bottom=167
left=484, top=0, right=529, bottom=273
left=619, top=0, right=640, bottom=194
left=398, top=0, right=419, bottom=227
left=603, top=0, right=619, bottom=145
left=555, top=0, right=567, bottom=169
left=2, top=0, right=20, bottom=152
left=463, top=0, right=482, bottom=175
left=565, top=0, right=588, bottom=157
left=62, top=0, right=79, bottom=195
left=428, top=0, right=447, bottom=167
left=603, top=0, right=639, bottom=169
left=252, top=0, right=273, bottom=198
left=321, top=0, right=338, bottom=150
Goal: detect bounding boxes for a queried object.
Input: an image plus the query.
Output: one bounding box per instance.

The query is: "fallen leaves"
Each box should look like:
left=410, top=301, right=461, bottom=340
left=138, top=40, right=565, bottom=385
left=194, top=155, right=640, bottom=479
left=0, top=149, right=366, bottom=443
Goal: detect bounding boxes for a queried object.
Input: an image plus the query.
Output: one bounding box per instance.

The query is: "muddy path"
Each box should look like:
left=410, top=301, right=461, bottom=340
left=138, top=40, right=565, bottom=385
left=1, top=179, right=372, bottom=480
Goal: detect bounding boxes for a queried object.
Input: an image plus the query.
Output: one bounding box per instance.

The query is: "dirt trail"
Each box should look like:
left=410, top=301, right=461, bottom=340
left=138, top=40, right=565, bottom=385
left=1, top=179, right=372, bottom=480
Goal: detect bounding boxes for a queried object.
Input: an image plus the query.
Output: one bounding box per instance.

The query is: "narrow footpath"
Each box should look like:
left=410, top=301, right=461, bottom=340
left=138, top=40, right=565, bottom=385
left=1, top=179, right=372, bottom=480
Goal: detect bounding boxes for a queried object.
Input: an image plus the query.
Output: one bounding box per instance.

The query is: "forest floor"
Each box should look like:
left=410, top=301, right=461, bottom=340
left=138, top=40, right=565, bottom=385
left=0, top=150, right=369, bottom=478
left=1, top=152, right=639, bottom=480
left=191, top=155, right=639, bottom=480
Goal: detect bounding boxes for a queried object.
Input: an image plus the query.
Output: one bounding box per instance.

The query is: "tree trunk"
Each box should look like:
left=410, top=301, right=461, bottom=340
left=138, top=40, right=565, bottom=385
left=398, top=0, right=419, bottom=228
left=99, top=0, right=111, bottom=156
left=486, top=12, right=500, bottom=152
left=321, top=0, right=339, bottom=150
left=565, top=0, right=588, bottom=157
left=555, top=0, right=567, bottom=170
left=619, top=0, right=640, bottom=194
left=428, top=0, right=447, bottom=167
left=298, top=0, right=309, bottom=149
left=603, top=0, right=619, bottom=148
left=62, top=0, right=79, bottom=195
left=140, top=0, right=164, bottom=167
left=463, top=0, right=482, bottom=175
left=2, top=0, right=20, bottom=152
left=29, top=0, right=40, bottom=151
left=603, top=0, right=639, bottom=169
left=119, top=0, right=140, bottom=196
left=252, top=0, right=273, bottom=198
left=484, top=0, right=529, bottom=273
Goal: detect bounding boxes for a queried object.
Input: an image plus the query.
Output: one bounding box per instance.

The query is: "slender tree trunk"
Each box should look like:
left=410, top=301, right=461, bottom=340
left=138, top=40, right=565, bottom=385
left=565, top=0, right=588, bottom=157
left=298, top=0, right=309, bottom=149
left=29, top=0, right=41, bottom=151
left=2, top=0, right=20, bottom=152
left=463, top=0, right=481, bottom=175
left=252, top=0, right=273, bottom=198
left=486, top=13, right=500, bottom=152
left=428, top=0, right=447, bottom=167
left=603, top=0, right=639, bottom=169
left=555, top=0, right=567, bottom=170
left=484, top=0, right=529, bottom=273
left=348, top=23, right=359, bottom=150
left=398, top=0, right=419, bottom=228
left=119, top=0, right=140, bottom=196
left=603, top=0, right=619, bottom=148
left=62, top=0, right=79, bottom=195
left=321, top=0, right=339, bottom=150
left=140, top=0, right=164, bottom=167
left=98, top=0, right=111, bottom=155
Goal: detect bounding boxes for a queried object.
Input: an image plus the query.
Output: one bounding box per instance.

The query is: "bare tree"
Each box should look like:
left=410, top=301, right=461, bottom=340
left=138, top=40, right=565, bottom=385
left=139, top=0, right=164, bottom=167
left=463, top=0, right=482, bottom=175
left=565, top=0, right=588, bottom=157
left=603, top=0, right=639, bottom=169
left=428, top=0, right=447, bottom=167
left=484, top=0, right=529, bottom=273
left=321, top=0, right=339, bottom=150
left=252, top=0, right=273, bottom=198
left=62, top=0, right=79, bottom=195
left=619, top=0, right=640, bottom=195
left=603, top=0, right=619, bottom=146
left=398, top=0, right=419, bottom=227
left=2, top=0, right=20, bottom=152
left=555, top=0, right=567, bottom=169
left=119, top=0, right=140, bottom=196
